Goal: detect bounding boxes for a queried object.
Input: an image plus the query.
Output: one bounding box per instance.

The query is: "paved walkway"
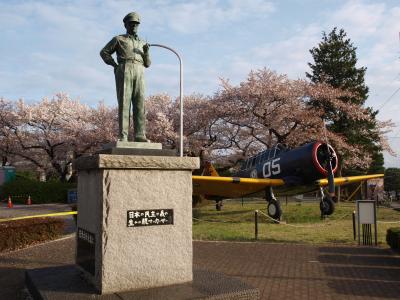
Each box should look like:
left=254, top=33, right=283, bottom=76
left=195, top=241, right=400, bottom=300
left=1, top=237, right=400, bottom=299
left=0, top=203, right=74, bottom=219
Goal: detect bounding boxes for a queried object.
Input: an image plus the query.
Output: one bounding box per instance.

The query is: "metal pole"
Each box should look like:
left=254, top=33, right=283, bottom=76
left=362, top=224, right=365, bottom=245
left=255, top=210, right=259, bottom=240
left=352, top=211, right=356, bottom=241
left=357, top=202, right=361, bottom=245
left=149, top=44, right=184, bottom=157
left=374, top=201, right=378, bottom=246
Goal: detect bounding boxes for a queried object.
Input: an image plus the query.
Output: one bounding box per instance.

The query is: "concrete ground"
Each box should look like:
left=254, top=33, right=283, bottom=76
left=1, top=237, right=400, bottom=299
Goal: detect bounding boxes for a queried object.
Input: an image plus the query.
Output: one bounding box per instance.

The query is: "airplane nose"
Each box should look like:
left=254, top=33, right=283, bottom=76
left=312, top=142, right=338, bottom=176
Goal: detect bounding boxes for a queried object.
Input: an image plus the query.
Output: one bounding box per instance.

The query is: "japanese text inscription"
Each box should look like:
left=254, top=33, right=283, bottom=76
left=127, top=209, right=173, bottom=227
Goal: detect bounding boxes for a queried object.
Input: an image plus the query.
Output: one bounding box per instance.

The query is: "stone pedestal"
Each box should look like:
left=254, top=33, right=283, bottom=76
left=74, top=154, right=199, bottom=294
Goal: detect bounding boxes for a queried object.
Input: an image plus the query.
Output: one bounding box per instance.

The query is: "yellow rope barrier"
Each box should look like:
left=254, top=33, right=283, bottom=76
left=257, top=209, right=352, bottom=228
left=377, top=220, right=400, bottom=224
left=0, top=211, right=77, bottom=223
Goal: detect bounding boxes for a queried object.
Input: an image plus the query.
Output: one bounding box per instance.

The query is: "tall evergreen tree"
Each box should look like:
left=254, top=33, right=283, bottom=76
left=384, top=168, right=400, bottom=199
left=306, top=27, right=384, bottom=174
left=368, top=152, right=385, bottom=174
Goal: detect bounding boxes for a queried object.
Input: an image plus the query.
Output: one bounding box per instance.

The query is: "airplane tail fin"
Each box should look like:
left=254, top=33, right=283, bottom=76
left=202, top=161, right=223, bottom=211
left=202, top=161, right=219, bottom=177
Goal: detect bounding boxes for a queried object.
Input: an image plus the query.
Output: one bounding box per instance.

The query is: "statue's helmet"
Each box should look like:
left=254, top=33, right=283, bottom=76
left=123, top=12, right=140, bottom=24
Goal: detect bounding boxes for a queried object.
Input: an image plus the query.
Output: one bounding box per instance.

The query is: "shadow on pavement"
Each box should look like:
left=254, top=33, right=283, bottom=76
left=319, top=246, right=400, bottom=298
left=26, top=265, right=99, bottom=296
left=318, top=253, right=400, bottom=267
left=326, top=279, right=400, bottom=299
left=25, top=266, right=259, bottom=300
left=324, top=265, right=400, bottom=281
left=318, top=246, right=393, bottom=255
left=0, top=266, right=29, bottom=300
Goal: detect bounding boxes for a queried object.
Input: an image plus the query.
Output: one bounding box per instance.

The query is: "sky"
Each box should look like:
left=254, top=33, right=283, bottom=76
left=0, top=0, right=399, bottom=166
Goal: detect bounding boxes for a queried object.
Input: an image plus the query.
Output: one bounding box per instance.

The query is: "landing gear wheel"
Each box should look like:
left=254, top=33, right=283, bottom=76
left=320, top=196, right=335, bottom=216
left=267, top=200, right=282, bottom=221
left=216, top=200, right=223, bottom=211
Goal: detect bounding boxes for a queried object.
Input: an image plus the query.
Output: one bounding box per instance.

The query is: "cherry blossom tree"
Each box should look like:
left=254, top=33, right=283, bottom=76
left=0, top=94, right=118, bottom=181
left=0, top=98, right=19, bottom=166
left=145, top=94, right=177, bottom=147
left=213, top=68, right=393, bottom=169
left=146, top=93, right=222, bottom=169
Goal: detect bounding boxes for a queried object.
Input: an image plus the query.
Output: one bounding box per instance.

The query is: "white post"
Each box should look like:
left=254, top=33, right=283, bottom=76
left=149, top=44, right=184, bottom=157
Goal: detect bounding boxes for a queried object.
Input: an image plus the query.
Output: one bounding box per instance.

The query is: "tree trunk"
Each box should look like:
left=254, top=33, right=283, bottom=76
left=336, top=157, right=342, bottom=202
left=2, top=155, right=7, bottom=166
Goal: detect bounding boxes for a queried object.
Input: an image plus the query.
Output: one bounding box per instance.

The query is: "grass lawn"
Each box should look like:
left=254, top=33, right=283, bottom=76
left=193, top=199, right=400, bottom=246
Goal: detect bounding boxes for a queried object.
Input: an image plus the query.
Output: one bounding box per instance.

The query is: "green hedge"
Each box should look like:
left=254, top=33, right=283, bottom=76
left=1, top=177, right=76, bottom=204
left=0, top=217, right=64, bottom=252
left=386, top=227, right=400, bottom=250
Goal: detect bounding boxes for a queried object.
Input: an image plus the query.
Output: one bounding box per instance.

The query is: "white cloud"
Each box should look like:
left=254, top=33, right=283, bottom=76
left=140, top=0, right=275, bottom=34
left=327, top=0, right=385, bottom=38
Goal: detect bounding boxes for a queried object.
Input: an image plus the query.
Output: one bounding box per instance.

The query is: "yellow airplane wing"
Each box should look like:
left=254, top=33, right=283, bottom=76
left=316, top=174, right=384, bottom=187
left=192, top=175, right=285, bottom=198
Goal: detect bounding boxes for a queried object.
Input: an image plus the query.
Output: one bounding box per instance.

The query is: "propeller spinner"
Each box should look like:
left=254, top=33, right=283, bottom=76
left=312, top=141, right=338, bottom=205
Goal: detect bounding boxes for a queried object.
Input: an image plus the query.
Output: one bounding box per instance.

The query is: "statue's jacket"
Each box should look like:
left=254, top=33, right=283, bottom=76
left=100, top=34, right=151, bottom=67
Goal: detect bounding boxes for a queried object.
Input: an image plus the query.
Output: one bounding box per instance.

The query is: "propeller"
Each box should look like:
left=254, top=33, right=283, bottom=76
left=322, top=120, right=336, bottom=202
left=325, top=144, right=335, bottom=197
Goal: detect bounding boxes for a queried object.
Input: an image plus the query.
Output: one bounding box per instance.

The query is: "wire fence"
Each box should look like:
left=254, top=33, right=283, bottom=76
left=194, top=209, right=400, bottom=226
left=193, top=202, right=400, bottom=245
left=256, top=209, right=353, bottom=228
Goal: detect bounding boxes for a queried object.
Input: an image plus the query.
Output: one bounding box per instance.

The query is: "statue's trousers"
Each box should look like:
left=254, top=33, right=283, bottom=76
left=114, top=61, right=146, bottom=140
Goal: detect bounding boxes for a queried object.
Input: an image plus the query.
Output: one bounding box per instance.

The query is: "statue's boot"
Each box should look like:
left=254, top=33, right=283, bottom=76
left=134, top=136, right=150, bottom=143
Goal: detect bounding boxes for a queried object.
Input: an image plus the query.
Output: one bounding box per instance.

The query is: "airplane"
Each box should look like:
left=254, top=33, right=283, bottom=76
left=192, top=141, right=384, bottom=220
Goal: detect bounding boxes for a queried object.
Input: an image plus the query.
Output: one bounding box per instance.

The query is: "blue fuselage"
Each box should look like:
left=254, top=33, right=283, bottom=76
left=236, top=142, right=337, bottom=186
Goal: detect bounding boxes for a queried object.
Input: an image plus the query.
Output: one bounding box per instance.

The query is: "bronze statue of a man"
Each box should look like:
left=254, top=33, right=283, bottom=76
left=100, top=12, right=151, bottom=142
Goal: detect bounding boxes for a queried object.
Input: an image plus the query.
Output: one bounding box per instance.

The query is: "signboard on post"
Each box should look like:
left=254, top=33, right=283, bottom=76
left=356, top=200, right=377, bottom=246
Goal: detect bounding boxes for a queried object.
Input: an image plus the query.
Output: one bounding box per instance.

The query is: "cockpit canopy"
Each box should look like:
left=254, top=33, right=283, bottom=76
left=240, top=144, right=287, bottom=171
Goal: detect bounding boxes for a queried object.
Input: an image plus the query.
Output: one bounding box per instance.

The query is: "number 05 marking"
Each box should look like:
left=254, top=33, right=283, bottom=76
left=263, top=158, right=281, bottom=178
